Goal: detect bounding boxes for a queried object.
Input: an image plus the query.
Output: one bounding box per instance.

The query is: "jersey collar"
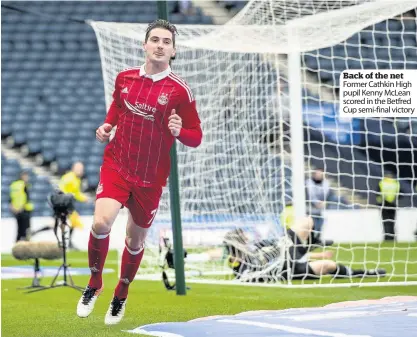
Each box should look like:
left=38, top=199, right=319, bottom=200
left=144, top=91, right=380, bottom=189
left=139, top=64, right=171, bottom=82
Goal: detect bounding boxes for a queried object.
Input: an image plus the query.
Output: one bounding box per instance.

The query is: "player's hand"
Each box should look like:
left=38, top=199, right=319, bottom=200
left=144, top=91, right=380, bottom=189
left=96, top=123, right=113, bottom=143
left=168, top=109, right=182, bottom=137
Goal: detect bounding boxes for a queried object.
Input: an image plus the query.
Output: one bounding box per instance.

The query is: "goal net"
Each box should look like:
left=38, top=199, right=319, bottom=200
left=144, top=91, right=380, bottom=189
left=89, top=0, right=417, bottom=287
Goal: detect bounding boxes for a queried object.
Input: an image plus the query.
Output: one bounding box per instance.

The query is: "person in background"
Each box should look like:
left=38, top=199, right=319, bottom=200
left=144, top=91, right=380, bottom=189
left=376, top=171, right=400, bottom=241
left=9, top=170, right=34, bottom=242
left=171, top=0, right=194, bottom=15
left=306, top=167, right=330, bottom=241
left=59, top=161, right=89, bottom=249
left=281, top=200, right=332, bottom=247
left=280, top=202, right=294, bottom=229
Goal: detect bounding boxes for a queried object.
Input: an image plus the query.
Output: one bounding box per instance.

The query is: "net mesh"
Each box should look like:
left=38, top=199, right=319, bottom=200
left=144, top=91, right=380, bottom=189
left=90, top=0, right=417, bottom=286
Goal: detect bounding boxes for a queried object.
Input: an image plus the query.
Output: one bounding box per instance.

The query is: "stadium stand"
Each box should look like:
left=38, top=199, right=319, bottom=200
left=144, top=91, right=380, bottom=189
left=3, top=1, right=414, bottom=218
left=304, top=18, right=417, bottom=87
left=213, top=2, right=416, bottom=206
left=215, top=1, right=247, bottom=15
left=302, top=14, right=417, bottom=207
left=1, top=1, right=213, bottom=216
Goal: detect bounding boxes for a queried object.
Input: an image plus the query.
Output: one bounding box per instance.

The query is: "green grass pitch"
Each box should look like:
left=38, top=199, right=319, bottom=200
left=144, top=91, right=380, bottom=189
left=2, top=244, right=417, bottom=337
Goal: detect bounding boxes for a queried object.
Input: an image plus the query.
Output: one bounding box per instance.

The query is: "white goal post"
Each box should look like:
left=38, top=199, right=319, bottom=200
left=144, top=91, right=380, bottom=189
left=89, top=0, right=417, bottom=287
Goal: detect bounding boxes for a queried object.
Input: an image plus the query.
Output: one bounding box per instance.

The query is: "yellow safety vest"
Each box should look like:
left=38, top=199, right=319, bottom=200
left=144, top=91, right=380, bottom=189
left=280, top=205, right=295, bottom=229
left=378, top=178, right=400, bottom=204
left=59, top=171, right=87, bottom=202
left=9, top=180, right=34, bottom=211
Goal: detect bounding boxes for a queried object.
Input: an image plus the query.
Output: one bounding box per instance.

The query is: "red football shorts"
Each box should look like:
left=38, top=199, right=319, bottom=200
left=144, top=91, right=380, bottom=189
left=96, top=166, right=162, bottom=228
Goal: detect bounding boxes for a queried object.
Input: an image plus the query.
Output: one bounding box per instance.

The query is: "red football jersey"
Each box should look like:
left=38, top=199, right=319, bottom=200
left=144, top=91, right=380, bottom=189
left=102, top=65, right=202, bottom=187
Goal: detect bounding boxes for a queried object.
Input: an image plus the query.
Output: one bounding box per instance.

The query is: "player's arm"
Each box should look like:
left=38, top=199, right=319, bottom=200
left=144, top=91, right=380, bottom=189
left=97, top=73, right=124, bottom=142
left=104, top=73, right=124, bottom=127
left=73, top=182, right=88, bottom=203
left=169, top=89, right=202, bottom=148
left=104, top=101, right=122, bottom=127
left=307, top=250, right=333, bottom=260
left=73, top=190, right=88, bottom=203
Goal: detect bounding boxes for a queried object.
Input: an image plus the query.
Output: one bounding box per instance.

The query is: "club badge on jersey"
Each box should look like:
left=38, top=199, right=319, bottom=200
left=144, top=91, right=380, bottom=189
left=157, top=93, right=169, bottom=105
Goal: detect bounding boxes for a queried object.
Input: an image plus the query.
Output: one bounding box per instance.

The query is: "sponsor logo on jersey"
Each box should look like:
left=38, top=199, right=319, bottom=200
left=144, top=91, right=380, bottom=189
left=124, top=99, right=156, bottom=121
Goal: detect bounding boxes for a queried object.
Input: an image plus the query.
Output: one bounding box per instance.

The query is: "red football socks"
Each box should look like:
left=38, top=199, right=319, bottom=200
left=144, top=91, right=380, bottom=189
left=114, top=244, right=145, bottom=299
left=88, top=230, right=110, bottom=289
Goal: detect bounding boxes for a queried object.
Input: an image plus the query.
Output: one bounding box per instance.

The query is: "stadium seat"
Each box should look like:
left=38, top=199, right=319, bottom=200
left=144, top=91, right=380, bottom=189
left=10, top=128, right=28, bottom=147
left=25, top=141, right=43, bottom=155
left=304, top=55, right=319, bottom=70
left=403, top=19, right=417, bottom=32
left=1, top=205, right=12, bottom=218
left=2, top=165, right=20, bottom=177
left=201, top=16, right=214, bottom=24
left=1, top=121, right=13, bottom=138
left=53, top=157, right=72, bottom=175
left=86, top=174, right=100, bottom=190
left=41, top=150, right=56, bottom=164
left=346, top=59, right=363, bottom=70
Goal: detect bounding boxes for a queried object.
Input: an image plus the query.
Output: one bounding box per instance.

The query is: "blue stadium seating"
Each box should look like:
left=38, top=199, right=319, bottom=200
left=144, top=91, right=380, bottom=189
left=3, top=1, right=414, bottom=217
left=217, top=1, right=247, bottom=14
left=1, top=1, right=214, bottom=217
left=304, top=18, right=417, bottom=88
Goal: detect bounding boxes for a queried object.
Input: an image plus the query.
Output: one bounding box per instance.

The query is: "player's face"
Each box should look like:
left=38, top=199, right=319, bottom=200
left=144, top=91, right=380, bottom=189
left=144, top=28, right=176, bottom=65
left=73, top=162, right=84, bottom=177
left=21, top=173, right=29, bottom=183
left=314, top=170, right=324, bottom=181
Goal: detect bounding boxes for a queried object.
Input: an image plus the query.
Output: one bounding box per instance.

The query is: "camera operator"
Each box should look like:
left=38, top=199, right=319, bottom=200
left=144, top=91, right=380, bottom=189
left=59, top=162, right=90, bottom=249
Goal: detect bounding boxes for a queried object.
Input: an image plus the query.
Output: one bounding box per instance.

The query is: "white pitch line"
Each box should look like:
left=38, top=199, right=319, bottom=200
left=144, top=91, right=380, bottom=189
left=217, top=319, right=372, bottom=337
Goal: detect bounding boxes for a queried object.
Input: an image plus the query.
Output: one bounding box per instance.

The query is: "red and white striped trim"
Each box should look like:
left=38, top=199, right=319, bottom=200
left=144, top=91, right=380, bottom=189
left=125, top=241, right=145, bottom=255
left=169, top=73, right=195, bottom=102
left=91, top=229, right=110, bottom=240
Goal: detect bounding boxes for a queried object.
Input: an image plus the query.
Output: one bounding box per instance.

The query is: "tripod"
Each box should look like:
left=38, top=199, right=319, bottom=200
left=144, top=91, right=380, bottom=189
left=26, top=213, right=84, bottom=294
left=18, top=258, right=48, bottom=291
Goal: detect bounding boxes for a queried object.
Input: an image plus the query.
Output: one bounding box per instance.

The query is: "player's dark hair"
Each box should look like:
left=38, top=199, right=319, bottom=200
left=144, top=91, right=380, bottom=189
left=145, top=19, right=178, bottom=47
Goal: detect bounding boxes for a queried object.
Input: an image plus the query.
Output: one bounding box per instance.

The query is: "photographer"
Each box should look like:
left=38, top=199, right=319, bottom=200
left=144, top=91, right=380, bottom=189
left=59, top=162, right=89, bottom=249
